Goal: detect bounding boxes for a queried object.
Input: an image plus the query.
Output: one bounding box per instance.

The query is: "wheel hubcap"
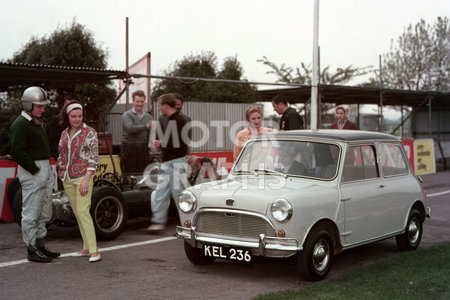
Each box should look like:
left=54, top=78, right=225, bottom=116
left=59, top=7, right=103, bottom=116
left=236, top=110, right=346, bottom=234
left=408, top=218, right=419, bottom=244
left=313, top=239, right=330, bottom=272
left=95, top=197, right=123, bottom=232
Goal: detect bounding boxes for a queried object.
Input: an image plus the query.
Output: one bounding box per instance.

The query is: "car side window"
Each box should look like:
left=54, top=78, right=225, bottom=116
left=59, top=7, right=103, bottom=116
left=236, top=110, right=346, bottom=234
left=380, top=143, right=409, bottom=176
left=342, top=145, right=379, bottom=182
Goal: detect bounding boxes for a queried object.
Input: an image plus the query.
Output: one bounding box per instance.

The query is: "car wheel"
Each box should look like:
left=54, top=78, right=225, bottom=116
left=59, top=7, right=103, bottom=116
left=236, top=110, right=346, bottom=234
left=297, top=228, right=334, bottom=281
left=396, top=208, right=423, bottom=251
left=90, top=186, right=128, bottom=241
left=12, top=187, right=23, bottom=226
left=184, top=241, right=216, bottom=265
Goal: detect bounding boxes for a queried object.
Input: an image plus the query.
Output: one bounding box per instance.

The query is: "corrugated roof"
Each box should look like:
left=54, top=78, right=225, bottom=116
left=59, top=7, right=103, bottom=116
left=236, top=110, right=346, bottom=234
left=0, top=62, right=127, bottom=91
left=259, top=84, right=450, bottom=109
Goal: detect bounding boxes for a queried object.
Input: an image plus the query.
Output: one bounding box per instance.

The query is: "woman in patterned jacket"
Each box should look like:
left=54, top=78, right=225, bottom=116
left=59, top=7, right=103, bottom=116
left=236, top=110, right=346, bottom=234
left=57, top=100, right=101, bottom=262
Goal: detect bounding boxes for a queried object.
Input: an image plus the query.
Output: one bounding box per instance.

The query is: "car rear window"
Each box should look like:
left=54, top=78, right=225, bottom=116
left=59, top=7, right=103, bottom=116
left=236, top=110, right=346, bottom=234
left=380, top=143, right=409, bottom=176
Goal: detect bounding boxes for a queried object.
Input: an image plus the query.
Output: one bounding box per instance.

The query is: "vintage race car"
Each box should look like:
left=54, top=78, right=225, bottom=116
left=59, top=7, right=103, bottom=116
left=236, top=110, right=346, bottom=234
left=6, top=155, right=220, bottom=241
left=176, top=130, right=430, bottom=281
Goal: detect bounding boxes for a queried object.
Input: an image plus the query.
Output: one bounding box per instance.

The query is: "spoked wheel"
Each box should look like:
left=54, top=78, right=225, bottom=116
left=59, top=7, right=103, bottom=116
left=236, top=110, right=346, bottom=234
left=90, top=186, right=128, bottom=241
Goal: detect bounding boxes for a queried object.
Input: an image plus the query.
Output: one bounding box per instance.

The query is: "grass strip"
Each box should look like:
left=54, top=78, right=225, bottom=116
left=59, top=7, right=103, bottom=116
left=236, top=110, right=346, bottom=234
left=254, top=242, right=450, bottom=300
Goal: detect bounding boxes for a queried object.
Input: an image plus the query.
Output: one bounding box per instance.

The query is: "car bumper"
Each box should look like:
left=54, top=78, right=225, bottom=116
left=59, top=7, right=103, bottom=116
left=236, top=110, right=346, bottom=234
left=176, top=225, right=302, bottom=258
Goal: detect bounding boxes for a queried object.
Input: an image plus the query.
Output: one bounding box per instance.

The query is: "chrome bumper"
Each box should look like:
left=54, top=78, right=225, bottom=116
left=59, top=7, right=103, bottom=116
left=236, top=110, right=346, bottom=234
left=176, top=225, right=302, bottom=256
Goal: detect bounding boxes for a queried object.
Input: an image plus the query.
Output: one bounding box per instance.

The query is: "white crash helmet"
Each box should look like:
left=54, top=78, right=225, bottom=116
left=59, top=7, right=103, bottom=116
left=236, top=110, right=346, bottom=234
left=21, top=86, right=50, bottom=111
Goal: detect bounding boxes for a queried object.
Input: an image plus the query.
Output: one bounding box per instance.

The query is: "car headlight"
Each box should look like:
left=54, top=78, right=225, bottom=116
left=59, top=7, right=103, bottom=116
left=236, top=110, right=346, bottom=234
left=178, top=191, right=197, bottom=213
left=271, top=198, right=293, bottom=222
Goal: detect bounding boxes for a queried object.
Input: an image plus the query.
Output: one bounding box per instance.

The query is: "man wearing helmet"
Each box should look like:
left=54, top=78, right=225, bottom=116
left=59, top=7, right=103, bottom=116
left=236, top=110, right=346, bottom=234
left=9, top=86, right=60, bottom=263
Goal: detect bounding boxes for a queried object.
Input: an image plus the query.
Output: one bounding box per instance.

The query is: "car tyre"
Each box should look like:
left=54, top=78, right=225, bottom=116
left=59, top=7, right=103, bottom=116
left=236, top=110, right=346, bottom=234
left=90, top=186, right=128, bottom=241
left=184, top=241, right=216, bottom=265
left=12, top=187, right=23, bottom=226
left=297, top=228, right=333, bottom=281
left=396, top=208, right=423, bottom=251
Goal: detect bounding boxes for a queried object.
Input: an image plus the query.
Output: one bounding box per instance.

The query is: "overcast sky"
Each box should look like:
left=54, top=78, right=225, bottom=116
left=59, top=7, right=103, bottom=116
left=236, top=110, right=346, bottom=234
left=1, top=0, right=449, bottom=87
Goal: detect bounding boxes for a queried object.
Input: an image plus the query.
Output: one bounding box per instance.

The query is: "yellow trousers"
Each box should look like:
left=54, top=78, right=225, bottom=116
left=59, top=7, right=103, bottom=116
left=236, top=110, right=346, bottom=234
left=63, top=177, right=97, bottom=253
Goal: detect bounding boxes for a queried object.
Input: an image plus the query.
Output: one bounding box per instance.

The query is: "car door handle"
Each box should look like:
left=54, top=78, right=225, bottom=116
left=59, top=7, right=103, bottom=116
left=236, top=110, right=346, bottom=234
left=378, top=184, right=385, bottom=188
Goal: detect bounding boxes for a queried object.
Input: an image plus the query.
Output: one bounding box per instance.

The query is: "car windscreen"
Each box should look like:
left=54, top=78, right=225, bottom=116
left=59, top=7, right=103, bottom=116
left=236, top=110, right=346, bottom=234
left=233, top=139, right=340, bottom=180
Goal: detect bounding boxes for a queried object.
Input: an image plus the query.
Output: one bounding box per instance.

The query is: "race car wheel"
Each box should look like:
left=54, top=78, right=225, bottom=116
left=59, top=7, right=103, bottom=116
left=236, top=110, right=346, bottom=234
left=90, top=186, right=128, bottom=241
left=12, top=187, right=23, bottom=226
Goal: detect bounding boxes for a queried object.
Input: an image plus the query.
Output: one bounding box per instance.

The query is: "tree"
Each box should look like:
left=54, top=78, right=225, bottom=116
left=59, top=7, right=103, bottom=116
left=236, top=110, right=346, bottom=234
left=151, top=52, right=260, bottom=103
left=0, top=20, right=117, bottom=155
left=376, top=17, right=450, bottom=91
left=9, top=19, right=116, bottom=120
left=257, top=56, right=370, bottom=85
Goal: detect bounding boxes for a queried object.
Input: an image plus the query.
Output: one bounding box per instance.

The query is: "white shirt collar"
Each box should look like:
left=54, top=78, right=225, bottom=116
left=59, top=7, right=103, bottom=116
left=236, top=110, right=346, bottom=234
left=21, top=111, right=32, bottom=121
left=131, top=107, right=145, bottom=120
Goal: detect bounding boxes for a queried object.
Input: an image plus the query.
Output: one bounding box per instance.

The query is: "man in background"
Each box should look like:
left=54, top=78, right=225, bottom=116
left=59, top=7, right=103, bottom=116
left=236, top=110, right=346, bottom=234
left=271, top=94, right=304, bottom=130
left=147, top=93, right=189, bottom=232
left=121, top=90, right=154, bottom=177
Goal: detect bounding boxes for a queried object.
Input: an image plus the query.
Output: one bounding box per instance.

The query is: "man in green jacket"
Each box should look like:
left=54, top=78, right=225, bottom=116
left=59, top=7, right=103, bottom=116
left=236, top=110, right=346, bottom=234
left=9, top=86, right=60, bottom=263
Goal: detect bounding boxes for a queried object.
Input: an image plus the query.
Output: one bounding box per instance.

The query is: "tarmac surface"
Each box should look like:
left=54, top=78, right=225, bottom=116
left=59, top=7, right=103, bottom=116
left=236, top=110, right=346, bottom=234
left=0, top=170, right=449, bottom=299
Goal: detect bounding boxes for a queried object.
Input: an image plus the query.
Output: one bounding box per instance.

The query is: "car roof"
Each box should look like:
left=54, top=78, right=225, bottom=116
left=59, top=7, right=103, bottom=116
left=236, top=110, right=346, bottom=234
left=258, top=129, right=401, bottom=142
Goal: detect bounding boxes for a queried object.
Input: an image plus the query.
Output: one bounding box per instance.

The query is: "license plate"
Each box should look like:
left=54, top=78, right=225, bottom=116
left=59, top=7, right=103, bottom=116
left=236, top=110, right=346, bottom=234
left=203, top=244, right=252, bottom=262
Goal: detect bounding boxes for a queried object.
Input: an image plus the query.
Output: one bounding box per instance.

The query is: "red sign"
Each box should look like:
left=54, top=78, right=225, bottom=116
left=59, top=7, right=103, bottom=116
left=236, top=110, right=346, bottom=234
left=0, top=159, right=57, bottom=222
left=402, top=139, right=415, bottom=171
left=191, top=151, right=234, bottom=172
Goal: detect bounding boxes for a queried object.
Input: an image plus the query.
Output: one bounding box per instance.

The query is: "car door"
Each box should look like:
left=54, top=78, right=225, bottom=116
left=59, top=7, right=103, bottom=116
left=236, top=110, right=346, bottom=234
left=339, top=144, right=389, bottom=245
left=377, top=143, right=419, bottom=233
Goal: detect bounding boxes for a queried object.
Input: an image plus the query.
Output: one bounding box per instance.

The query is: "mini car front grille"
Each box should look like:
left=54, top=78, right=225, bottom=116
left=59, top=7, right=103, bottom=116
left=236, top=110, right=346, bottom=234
left=195, top=211, right=275, bottom=238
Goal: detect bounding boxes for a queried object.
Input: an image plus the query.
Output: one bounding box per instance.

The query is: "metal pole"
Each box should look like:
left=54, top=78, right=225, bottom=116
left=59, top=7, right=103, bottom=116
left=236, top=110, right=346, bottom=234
left=401, top=105, right=404, bottom=139
left=378, top=55, right=383, bottom=132
left=310, top=0, right=320, bottom=130
left=318, top=46, right=321, bottom=128
left=427, top=67, right=432, bottom=137
left=125, top=17, right=129, bottom=111
left=147, top=52, right=151, bottom=114
left=130, top=73, right=305, bottom=87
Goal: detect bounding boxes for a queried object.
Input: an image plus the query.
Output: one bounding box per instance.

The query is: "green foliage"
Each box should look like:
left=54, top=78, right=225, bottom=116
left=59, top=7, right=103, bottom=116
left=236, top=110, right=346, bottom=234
left=257, top=56, right=370, bottom=85
left=1, top=19, right=117, bottom=154
left=152, top=52, right=260, bottom=103
left=0, top=92, right=23, bottom=155
left=374, top=17, right=450, bottom=91
left=8, top=19, right=116, bottom=120
left=254, top=241, right=450, bottom=300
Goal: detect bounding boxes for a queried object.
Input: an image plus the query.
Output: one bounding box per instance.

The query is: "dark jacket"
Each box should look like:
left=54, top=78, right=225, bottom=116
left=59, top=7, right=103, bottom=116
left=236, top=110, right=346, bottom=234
left=280, top=107, right=304, bottom=130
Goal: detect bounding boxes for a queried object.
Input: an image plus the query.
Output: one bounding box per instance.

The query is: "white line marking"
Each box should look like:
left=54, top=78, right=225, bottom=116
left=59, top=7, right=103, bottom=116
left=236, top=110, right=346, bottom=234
left=427, top=190, right=450, bottom=198
left=0, top=236, right=177, bottom=268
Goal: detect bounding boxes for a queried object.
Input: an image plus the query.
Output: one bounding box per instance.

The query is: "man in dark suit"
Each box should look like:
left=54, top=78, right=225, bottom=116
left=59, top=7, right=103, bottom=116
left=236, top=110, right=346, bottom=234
left=271, top=94, right=304, bottom=130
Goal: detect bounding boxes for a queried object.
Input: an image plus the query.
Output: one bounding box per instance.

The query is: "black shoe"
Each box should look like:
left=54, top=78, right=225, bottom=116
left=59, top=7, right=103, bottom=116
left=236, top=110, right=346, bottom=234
left=36, top=238, right=60, bottom=258
left=27, top=245, right=52, bottom=263
left=38, top=247, right=60, bottom=259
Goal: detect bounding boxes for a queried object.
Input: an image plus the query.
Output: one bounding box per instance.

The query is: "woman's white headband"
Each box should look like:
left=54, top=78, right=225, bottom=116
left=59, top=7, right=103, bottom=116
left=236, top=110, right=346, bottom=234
left=66, top=103, right=83, bottom=114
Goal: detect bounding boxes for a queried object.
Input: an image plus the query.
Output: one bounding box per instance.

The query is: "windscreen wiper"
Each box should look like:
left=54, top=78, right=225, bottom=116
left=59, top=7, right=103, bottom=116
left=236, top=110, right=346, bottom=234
left=253, top=168, right=287, bottom=178
left=233, top=169, right=256, bottom=175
